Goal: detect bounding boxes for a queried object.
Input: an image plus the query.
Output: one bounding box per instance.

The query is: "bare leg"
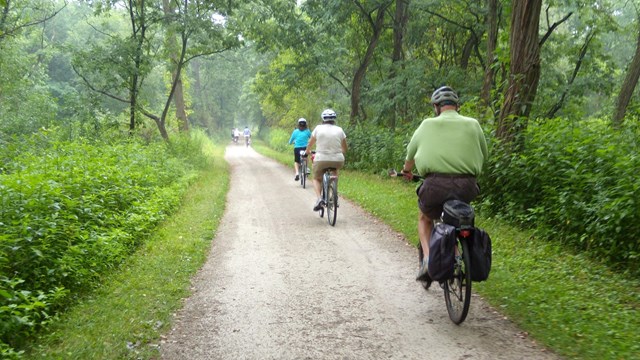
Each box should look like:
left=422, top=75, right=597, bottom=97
left=294, top=162, right=300, bottom=176
left=312, top=178, right=322, bottom=199
left=418, top=211, right=433, bottom=259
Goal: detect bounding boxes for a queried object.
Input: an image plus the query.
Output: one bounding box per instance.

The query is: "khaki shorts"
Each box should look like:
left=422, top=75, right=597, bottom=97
left=312, top=160, right=344, bottom=180
left=417, top=174, right=479, bottom=219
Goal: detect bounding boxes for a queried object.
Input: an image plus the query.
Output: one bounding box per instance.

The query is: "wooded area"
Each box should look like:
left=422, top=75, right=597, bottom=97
left=1, top=0, right=640, bottom=357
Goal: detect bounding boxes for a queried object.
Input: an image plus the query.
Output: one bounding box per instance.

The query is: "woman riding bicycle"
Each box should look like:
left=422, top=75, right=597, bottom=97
left=305, top=109, right=347, bottom=212
left=401, top=86, right=488, bottom=288
left=288, top=118, right=312, bottom=181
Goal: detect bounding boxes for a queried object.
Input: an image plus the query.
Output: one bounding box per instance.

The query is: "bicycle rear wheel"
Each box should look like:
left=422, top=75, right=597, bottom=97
left=443, top=238, right=472, bottom=324
left=326, top=178, right=337, bottom=226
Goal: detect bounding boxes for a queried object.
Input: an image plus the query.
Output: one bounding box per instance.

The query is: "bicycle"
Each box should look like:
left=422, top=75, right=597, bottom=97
left=299, top=150, right=309, bottom=188
left=318, top=166, right=339, bottom=226
left=389, top=169, right=474, bottom=324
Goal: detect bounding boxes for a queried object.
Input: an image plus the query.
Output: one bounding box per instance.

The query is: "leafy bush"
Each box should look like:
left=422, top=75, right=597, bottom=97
left=265, top=127, right=292, bottom=152
left=480, top=119, right=640, bottom=274
left=0, top=131, right=205, bottom=352
left=344, top=123, right=412, bottom=173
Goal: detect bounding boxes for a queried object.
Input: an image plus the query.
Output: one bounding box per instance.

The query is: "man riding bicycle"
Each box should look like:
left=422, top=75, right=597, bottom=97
left=305, top=109, right=347, bottom=211
left=401, top=86, right=488, bottom=288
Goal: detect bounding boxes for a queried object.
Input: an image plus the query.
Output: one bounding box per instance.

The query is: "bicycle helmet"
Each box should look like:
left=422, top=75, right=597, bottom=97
left=298, top=118, right=307, bottom=125
left=321, top=109, right=337, bottom=122
left=430, top=86, right=459, bottom=105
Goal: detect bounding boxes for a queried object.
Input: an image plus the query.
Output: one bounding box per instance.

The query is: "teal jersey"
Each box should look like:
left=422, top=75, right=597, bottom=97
left=406, top=110, right=488, bottom=177
left=289, top=128, right=311, bottom=148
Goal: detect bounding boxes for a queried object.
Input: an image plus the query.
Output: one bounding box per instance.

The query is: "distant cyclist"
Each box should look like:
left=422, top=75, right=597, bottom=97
left=288, top=118, right=312, bottom=181
left=304, top=109, right=347, bottom=211
left=401, top=86, right=488, bottom=288
left=243, top=126, right=251, bottom=146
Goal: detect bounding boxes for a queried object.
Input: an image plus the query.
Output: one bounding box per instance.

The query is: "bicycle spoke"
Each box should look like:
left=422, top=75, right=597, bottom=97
left=443, top=238, right=472, bottom=325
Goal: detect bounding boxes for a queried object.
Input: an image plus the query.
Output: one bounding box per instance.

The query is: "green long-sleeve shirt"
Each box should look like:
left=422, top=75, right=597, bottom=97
left=406, top=110, right=488, bottom=177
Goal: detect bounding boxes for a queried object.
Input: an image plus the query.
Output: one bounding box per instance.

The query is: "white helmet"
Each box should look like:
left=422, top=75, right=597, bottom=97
left=321, top=109, right=337, bottom=122
left=298, top=118, right=307, bottom=125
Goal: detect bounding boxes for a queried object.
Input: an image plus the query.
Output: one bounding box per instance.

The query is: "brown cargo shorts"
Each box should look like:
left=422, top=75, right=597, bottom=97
left=312, top=160, right=344, bottom=181
left=417, top=174, right=479, bottom=219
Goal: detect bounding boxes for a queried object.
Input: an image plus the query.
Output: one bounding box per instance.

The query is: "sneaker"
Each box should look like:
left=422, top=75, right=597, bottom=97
left=416, top=258, right=432, bottom=289
left=313, top=199, right=325, bottom=211
left=295, top=175, right=300, bottom=181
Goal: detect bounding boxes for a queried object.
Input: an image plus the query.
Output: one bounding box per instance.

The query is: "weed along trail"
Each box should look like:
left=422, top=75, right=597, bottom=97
left=160, top=145, right=557, bottom=360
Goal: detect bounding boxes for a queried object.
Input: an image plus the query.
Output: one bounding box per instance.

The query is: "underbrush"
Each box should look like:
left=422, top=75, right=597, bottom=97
left=480, top=119, right=640, bottom=275
left=0, top=130, right=208, bottom=357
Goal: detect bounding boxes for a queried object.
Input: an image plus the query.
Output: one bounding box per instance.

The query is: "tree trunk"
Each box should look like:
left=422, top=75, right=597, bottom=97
left=481, top=0, right=498, bottom=106
left=387, top=0, right=409, bottom=129
left=163, top=0, right=189, bottom=132
left=173, top=76, right=189, bottom=131
left=613, top=27, right=640, bottom=127
left=350, top=1, right=391, bottom=123
left=460, top=34, right=475, bottom=69
left=496, top=0, right=542, bottom=145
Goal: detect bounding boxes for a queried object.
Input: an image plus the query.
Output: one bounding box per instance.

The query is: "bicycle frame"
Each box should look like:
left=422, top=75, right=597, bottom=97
left=319, top=167, right=338, bottom=226
left=299, top=152, right=308, bottom=188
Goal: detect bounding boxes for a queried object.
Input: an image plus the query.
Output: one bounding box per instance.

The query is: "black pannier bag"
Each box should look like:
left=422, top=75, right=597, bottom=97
left=442, top=199, right=475, bottom=228
left=470, top=228, right=492, bottom=282
left=428, top=222, right=457, bottom=281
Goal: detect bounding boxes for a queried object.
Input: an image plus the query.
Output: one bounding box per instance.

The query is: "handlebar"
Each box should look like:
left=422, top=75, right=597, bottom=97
left=388, top=169, right=423, bottom=182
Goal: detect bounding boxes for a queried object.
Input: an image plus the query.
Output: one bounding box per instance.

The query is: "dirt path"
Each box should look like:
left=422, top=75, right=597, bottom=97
left=160, top=145, right=558, bottom=360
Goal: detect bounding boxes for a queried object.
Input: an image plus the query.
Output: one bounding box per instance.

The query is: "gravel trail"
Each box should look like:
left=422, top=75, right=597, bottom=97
left=160, top=145, right=558, bottom=360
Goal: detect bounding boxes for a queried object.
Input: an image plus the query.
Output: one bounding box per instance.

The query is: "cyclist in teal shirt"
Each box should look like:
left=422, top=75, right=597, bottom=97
left=289, top=118, right=312, bottom=181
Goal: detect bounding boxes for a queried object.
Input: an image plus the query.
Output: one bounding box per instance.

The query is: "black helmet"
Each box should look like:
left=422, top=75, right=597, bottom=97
left=430, top=86, right=459, bottom=105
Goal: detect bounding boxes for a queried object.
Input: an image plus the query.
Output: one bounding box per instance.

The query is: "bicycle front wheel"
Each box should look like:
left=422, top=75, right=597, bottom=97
left=300, top=161, right=307, bottom=188
left=326, top=179, right=337, bottom=226
left=443, top=238, right=472, bottom=324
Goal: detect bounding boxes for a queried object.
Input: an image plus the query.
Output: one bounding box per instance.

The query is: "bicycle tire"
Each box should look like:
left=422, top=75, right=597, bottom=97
left=443, top=237, right=472, bottom=324
left=300, top=161, right=306, bottom=188
left=326, top=179, right=337, bottom=226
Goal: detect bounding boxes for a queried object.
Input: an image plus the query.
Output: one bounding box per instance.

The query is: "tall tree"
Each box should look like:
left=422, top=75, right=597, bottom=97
left=480, top=0, right=499, bottom=106
left=497, top=0, right=542, bottom=144
left=613, top=16, right=640, bottom=126
left=349, top=0, right=393, bottom=122
left=163, top=0, right=189, bottom=132
left=387, top=0, right=409, bottom=128
left=497, top=1, right=571, bottom=145
left=72, top=0, right=156, bottom=134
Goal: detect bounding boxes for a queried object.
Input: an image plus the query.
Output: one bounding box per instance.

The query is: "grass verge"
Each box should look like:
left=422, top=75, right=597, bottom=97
left=24, top=142, right=229, bottom=360
left=254, top=141, right=640, bottom=360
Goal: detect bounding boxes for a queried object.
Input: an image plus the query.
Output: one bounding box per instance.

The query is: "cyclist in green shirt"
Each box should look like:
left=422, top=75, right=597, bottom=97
left=401, top=86, right=488, bottom=288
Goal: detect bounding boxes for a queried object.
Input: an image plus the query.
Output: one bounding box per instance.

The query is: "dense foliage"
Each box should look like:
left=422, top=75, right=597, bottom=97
left=0, top=131, right=209, bottom=355
left=481, top=118, right=640, bottom=274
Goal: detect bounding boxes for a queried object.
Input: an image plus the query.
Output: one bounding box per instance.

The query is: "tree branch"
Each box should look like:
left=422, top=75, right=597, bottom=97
left=539, top=10, right=573, bottom=47
left=0, top=1, right=68, bottom=41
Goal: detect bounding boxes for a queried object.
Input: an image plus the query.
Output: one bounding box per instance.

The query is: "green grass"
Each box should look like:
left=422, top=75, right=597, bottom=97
left=254, top=142, right=640, bottom=360
left=24, top=142, right=229, bottom=360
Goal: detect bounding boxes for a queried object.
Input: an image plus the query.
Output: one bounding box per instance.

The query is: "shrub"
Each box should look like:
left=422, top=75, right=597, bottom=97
left=0, top=131, right=205, bottom=352
left=480, top=119, right=640, bottom=274
left=265, top=127, right=292, bottom=152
